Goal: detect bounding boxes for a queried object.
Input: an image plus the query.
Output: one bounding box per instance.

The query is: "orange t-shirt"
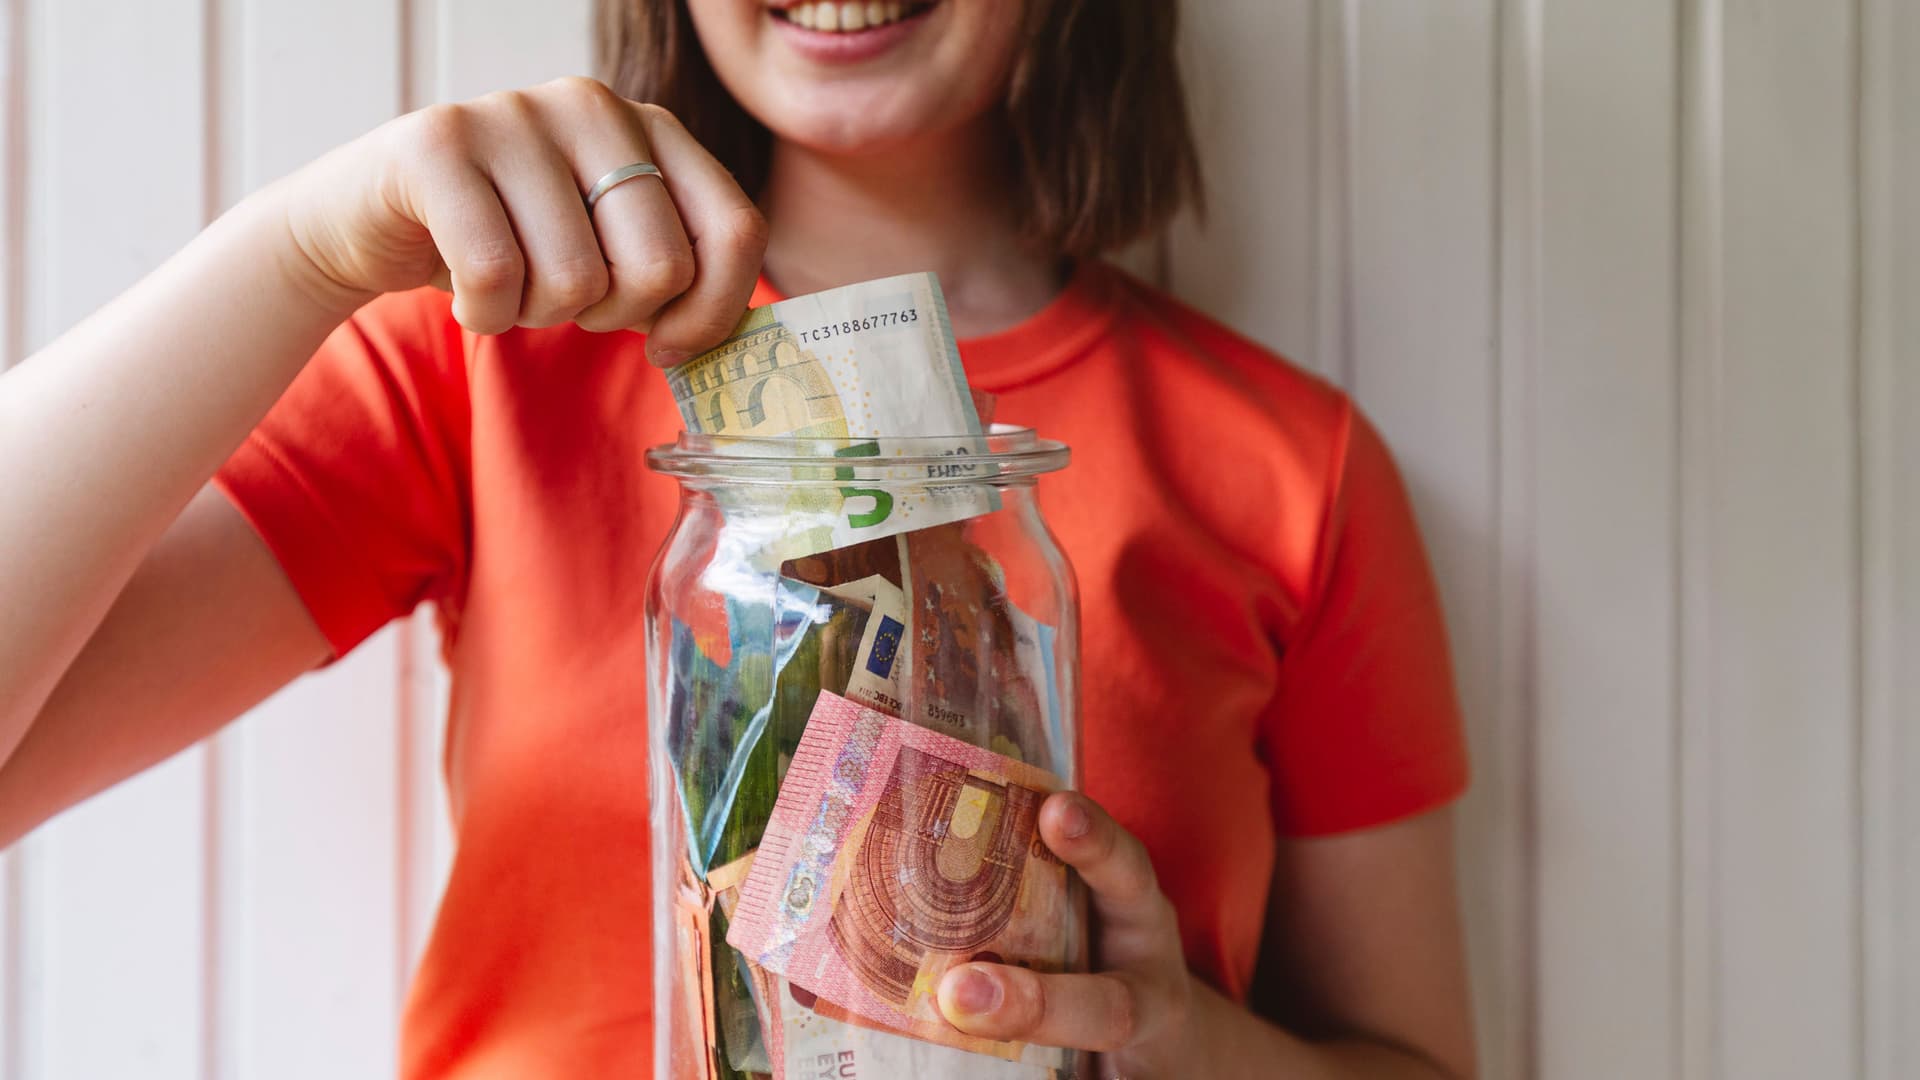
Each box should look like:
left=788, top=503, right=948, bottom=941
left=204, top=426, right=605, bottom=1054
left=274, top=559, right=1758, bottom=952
left=215, top=261, right=1467, bottom=1078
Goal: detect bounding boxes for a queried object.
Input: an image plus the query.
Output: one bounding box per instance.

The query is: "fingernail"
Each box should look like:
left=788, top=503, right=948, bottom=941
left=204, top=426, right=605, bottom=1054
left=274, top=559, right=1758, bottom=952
left=1060, top=798, right=1091, bottom=839
left=948, top=968, right=1002, bottom=1015
left=648, top=347, right=685, bottom=367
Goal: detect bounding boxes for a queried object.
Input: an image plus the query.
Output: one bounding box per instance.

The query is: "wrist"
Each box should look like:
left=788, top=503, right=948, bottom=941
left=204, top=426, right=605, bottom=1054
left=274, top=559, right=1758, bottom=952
left=234, top=179, right=380, bottom=325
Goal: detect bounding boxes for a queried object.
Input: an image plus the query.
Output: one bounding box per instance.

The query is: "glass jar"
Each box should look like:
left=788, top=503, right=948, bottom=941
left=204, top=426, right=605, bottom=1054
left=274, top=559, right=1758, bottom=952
left=644, top=427, right=1089, bottom=1080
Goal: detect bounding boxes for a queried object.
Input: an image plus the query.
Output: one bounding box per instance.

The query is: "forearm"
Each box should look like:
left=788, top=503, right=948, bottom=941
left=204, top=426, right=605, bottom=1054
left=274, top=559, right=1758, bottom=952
left=1182, top=979, right=1464, bottom=1080
left=0, top=183, right=363, bottom=748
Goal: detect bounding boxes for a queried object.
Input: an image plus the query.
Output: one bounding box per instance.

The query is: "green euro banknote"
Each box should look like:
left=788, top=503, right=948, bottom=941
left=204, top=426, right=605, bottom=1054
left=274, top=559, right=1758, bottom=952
left=664, top=272, right=997, bottom=560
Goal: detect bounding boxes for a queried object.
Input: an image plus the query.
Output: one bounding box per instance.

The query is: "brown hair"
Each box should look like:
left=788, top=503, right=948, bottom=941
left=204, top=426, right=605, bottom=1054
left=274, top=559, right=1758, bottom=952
left=594, top=1, right=1203, bottom=258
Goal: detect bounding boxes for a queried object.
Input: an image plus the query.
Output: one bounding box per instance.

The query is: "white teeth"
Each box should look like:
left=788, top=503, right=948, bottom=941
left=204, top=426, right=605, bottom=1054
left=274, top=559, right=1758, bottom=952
left=784, top=0, right=917, bottom=32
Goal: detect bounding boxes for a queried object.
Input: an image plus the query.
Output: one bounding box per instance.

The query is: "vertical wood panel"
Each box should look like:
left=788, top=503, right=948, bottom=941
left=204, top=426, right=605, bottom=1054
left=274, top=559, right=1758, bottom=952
left=1700, top=1, right=1860, bottom=1075
left=235, top=0, right=402, bottom=188
left=1529, top=3, right=1683, bottom=1078
left=21, top=1, right=213, bottom=1077
left=1166, top=0, right=1322, bottom=375
left=398, top=616, right=456, bottom=983
left=400, top=0, right=459, bottom=1006
left=212, top=5, right=411, bottom=1077
left=1341, top=0, right=1500, bottom=805
left=219, top=636, right=404, bottom=1080
left=1340, top=11, right=1512, bottom=1077
left=435, top=0, right=591, bottom=102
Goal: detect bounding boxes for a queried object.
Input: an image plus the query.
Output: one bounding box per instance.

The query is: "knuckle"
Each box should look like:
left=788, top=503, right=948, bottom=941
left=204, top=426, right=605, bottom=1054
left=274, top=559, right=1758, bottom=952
left=545, top=74, right=610, bottom=100
left=460, top=242, right=523, bottom=294
left=669, top=299, right=746, bottom=350
left=471, top=88, right=535, bottom=130
left=411, top=103, right=474, bottom=158
left=720, top=203, right=771, bottom=257
left=631, top=247, right=698, bottom=300
left=541, top=255, right=611, bottom=308
left=1006, top=970, right=1048, bottom=1035
left=636, top=101, right=685, bottom=132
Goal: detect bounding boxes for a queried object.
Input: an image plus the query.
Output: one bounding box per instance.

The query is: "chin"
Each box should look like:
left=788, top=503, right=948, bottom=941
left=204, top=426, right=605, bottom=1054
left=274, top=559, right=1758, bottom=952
left=690, top=0, right=1021, bottom=156
left=762, top=90, right=967, bottom=156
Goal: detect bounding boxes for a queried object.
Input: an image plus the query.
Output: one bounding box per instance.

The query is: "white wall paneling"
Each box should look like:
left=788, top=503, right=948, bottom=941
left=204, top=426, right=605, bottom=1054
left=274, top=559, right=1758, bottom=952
left=1342, top=8, right=1513, bottom=1079
left=2, top=1, right=1913, bottom=1076
left=1527, top=2, right=1682, bottom=1076
left=21, top=2, right=213, bottom=1077
left=1700, top=4, right=1860, bottom=1075
left=0, top=0, right=591, bottom=1076
left=212, top=4, right=409, bottom=1077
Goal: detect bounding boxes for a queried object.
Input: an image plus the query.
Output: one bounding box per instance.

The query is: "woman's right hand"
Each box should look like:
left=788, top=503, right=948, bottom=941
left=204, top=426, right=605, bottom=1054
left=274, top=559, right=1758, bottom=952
left=277, top=76, right=767, bottom=365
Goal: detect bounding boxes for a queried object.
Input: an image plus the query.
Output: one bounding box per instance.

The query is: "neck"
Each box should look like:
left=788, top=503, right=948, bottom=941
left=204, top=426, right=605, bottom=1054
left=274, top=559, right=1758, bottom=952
left=759, top=123, right=1063, bottom=338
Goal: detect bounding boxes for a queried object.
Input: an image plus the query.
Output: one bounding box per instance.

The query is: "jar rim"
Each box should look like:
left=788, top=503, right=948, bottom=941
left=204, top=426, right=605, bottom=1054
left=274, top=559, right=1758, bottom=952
left=645, top=424, right=1070, bottom=484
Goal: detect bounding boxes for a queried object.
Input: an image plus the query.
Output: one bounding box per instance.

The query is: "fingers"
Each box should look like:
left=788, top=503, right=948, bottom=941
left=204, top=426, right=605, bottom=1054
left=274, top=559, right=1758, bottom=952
left=937, top=964, right=1171, bottom=1052
left=629, top=104, right=768, bottom=364
left=481, top=117, right=612, bottom=329
left=1040, top=791, right=1170, bottom=935
left=534, top=80, right=699, bottom=337
left=410, top=156, right=525, bottom=336
left=397, top=78, right=761, bottom=346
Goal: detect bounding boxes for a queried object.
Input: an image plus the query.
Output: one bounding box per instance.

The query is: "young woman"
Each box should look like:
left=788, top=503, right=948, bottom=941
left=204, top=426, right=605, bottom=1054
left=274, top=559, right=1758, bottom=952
left=0, top=1, right=1476, bottom=1076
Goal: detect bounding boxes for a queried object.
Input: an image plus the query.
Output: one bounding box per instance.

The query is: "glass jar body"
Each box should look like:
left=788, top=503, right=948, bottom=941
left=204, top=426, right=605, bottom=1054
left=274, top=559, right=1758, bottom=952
left=644, top=432, right=1089, bottom=1080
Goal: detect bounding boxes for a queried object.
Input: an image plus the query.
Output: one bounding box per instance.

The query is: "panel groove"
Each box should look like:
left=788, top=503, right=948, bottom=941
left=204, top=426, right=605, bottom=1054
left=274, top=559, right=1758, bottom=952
left=199, top=0, right=231, bottom=1069
left=1856, top=0, right=1903, bottom=1073
left=1315, top=0, right=1356, bottom=389
left=1, top=6, right=31, bottom=1074
left=1676, top=0, right=1724, bottom=1074
left=1492, top=1, right=1543, bottom=1074
left=397, top=620, right=422, bottom=1009
left=1, top=0, right=24, bottom=370
left=397, top=0, right=418, bottom=113
left=1844, top=0, right=1870, bottom=1067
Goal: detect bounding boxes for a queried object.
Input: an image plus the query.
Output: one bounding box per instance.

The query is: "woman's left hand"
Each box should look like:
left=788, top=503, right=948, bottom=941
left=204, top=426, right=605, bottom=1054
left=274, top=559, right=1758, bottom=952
left=936, top=791, right=1199, bottom=1077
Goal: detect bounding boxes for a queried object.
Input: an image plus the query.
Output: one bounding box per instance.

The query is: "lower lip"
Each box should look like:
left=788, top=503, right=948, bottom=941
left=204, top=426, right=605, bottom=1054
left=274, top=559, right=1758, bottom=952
left=770, top=8, right=931, bottom=64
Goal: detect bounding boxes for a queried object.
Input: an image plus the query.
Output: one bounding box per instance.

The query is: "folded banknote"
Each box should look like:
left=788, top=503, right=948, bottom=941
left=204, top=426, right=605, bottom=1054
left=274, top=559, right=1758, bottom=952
left=726, top=691, right=1075, bottom=1063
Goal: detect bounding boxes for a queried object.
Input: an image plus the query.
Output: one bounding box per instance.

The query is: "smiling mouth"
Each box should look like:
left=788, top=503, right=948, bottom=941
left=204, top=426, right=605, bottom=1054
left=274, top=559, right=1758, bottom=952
left=772, top=1, right=938, bottom=32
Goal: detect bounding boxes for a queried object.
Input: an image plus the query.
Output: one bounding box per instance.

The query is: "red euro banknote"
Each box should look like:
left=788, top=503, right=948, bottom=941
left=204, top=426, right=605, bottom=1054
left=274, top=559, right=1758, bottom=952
left=725, top=691, right=1076, bottom=1061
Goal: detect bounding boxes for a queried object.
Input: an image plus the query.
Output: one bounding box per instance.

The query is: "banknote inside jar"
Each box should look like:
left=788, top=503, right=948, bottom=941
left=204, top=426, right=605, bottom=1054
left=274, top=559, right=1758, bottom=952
left=648, top=274, right=1084, bottom=1079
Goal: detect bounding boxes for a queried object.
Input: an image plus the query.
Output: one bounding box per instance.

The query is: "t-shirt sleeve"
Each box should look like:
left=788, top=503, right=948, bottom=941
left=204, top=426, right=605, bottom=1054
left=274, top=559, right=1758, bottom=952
left=1262, top=402, right=1470, bottom=836
left=213, top=288, right=470, bottom=660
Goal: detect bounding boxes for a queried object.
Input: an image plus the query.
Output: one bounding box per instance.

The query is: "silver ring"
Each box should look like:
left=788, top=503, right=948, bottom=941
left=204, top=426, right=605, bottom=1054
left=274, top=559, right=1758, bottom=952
left=585, top=162, right=662, bottom=210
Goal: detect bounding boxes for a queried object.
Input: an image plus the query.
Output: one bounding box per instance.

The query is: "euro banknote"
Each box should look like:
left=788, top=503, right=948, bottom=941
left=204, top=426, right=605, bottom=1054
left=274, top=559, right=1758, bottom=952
left=664, top=273, right=995, bottom=559
left=725, top=692, right=1075, bottom=1062
left=712, top=849, right=1070, bottom=1079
